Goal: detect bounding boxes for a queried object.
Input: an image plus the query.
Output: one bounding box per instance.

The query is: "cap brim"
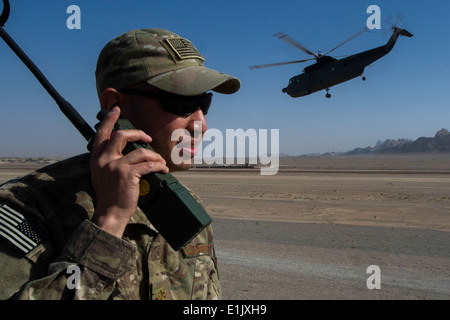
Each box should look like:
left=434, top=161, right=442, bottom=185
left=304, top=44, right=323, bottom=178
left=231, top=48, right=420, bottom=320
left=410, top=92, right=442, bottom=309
left=146, top=66, right=240, bottom=96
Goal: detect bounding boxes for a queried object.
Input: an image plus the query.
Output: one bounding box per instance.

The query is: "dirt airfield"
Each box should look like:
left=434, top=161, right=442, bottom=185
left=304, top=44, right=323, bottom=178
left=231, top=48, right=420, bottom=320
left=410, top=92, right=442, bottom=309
left=182, top=153, right=450, bottom=232
left=1, top=153, right=449, bottom=299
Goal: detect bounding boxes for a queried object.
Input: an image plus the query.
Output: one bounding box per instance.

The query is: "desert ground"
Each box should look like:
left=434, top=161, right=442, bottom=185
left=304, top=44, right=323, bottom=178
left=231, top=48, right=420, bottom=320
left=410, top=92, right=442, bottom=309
left=1, top=153, right=449, bottom=299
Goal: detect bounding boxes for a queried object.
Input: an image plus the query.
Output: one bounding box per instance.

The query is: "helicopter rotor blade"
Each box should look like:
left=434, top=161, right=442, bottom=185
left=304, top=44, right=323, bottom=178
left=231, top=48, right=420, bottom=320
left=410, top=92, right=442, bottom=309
left=323, top=26, right=369, bottom=56
left=274, top=32, right=319, bottom=58
left=249, top=58, right=315, bottom=70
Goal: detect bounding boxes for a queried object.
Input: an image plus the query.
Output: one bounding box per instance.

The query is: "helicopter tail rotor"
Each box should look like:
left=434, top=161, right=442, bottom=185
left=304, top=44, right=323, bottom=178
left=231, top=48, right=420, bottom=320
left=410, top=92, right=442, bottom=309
left=383, top=13, right=405, bottom=37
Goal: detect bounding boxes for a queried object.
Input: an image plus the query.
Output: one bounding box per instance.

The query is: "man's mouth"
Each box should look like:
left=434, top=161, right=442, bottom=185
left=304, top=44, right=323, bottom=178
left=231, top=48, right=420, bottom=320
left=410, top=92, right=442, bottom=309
left=179, top=138, right=201, bottom=158
left=182, top=146, right=198, bottom=157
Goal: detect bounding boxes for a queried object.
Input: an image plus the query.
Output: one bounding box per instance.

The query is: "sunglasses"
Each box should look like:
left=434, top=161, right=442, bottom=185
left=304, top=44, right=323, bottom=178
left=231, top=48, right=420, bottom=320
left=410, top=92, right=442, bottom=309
left=119, top=88, right=213, bottom=116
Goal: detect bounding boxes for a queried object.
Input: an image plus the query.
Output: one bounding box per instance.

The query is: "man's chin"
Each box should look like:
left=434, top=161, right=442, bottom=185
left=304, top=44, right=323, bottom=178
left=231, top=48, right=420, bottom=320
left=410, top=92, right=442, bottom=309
left=167, top=146, right=198, bottom=172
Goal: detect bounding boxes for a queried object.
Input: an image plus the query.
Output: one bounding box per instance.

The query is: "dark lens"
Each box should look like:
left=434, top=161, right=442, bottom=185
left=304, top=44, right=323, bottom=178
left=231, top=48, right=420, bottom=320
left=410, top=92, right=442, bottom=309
left=164, top=93, right=212, bottom=116
left=201, top=93, right=213, bottom=115
left=119, top=89, right=212, bottom=117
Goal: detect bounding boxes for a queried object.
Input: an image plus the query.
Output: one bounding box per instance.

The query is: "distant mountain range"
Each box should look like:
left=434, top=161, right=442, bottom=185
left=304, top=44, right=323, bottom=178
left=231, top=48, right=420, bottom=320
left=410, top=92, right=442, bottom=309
left=345, top=129, right=450, bottom=155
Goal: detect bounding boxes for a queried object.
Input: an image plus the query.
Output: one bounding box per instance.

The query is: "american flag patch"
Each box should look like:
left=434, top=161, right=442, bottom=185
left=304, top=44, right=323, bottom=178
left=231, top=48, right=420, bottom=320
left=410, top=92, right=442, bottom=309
left=0, top=203, right=47, bottom=254
left=164, top=37, right=205, bottom=61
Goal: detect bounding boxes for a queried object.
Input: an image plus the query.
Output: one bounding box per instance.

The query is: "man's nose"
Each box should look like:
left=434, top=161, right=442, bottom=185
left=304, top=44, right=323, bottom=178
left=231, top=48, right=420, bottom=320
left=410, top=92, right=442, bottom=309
left=188, top=108, right=207, bottom=133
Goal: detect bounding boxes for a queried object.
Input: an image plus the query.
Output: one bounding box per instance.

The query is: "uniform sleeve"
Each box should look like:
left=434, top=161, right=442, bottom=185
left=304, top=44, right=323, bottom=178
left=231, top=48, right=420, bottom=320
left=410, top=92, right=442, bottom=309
left=2, top=220, right=136, bottom=300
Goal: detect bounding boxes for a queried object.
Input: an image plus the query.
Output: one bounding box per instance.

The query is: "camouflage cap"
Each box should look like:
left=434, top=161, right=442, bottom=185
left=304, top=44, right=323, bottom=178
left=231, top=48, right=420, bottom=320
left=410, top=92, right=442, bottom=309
left=95, top=29, right=240, bottom=96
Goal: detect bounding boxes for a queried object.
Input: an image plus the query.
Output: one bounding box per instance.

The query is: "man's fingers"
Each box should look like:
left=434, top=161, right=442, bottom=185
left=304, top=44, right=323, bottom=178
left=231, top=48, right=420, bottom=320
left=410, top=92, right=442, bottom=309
left=135, top=159, right=170, bottom=176
left=124, top=147, right=164, bottom=164
left=103, top=129, right=153, bottom=157
left=92, top=106, right=153, bottom=158
left=91, top=107, right=121, bottom=155
left=124, top=148, right=169, bottom=175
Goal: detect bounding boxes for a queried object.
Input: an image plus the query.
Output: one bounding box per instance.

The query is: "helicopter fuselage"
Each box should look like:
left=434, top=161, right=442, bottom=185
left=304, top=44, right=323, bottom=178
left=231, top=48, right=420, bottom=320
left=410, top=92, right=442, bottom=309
left=283, top=27, right=412, bottom=97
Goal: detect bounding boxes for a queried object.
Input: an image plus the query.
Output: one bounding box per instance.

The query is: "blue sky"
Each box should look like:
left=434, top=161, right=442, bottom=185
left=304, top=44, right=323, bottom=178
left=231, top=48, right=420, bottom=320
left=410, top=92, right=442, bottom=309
left=1, top=0, right=449, bottom=157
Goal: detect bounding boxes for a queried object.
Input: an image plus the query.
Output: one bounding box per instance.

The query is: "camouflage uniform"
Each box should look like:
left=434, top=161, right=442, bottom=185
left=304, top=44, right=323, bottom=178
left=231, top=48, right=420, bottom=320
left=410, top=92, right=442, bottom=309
left=0, top=154, right=220, bottom=300
left=0, top=28, right=239, bottom=300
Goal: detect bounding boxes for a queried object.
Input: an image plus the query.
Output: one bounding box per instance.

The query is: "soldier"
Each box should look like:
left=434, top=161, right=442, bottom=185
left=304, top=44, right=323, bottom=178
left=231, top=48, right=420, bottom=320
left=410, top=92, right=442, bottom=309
left=0, top=28, right=240, bottom=299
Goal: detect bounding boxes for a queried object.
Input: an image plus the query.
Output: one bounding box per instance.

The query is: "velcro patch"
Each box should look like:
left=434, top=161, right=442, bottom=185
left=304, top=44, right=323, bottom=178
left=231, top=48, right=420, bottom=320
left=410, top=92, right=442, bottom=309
left=164, top=37, right=205, bottom=61
left=182, top=243, right=212, bottom=257
left=0, top=203, right=48, bottom=254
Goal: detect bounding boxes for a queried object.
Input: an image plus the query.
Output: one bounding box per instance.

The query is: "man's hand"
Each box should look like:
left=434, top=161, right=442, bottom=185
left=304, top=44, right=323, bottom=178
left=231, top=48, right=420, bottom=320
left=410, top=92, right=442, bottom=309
left=89, top=107, right=169, bottom=238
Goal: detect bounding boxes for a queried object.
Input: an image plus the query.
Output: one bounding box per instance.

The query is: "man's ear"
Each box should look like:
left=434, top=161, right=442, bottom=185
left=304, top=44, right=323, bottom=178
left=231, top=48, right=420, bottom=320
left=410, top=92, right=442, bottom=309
left=99, top=88, right=121, bottom=112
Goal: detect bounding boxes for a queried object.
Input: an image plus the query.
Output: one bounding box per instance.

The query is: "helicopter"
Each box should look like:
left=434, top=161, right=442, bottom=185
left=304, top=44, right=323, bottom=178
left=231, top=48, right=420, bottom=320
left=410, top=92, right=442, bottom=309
left=249, top=26, right=413, bottom=98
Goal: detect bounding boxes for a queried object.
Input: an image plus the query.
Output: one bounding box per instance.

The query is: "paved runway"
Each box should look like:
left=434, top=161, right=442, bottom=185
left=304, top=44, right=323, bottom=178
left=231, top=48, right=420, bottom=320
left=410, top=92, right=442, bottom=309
left=213, top=218, right=450, bottom=300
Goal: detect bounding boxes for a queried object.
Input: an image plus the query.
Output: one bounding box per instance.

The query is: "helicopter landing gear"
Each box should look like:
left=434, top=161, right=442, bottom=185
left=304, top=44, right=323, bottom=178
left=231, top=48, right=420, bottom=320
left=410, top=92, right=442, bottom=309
left=361, top=74, right=366, bottom=81
left=325, top=88, right=331, bottom=98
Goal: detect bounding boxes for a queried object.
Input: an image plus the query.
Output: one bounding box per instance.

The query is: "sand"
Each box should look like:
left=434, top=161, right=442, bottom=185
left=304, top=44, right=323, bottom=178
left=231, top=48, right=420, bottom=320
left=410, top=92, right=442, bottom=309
left=176, top=153, right=450, bottom=232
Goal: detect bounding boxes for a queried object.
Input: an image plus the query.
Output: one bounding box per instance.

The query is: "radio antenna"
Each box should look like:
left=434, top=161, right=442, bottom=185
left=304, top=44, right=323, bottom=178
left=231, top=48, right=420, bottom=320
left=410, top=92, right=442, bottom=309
left=0, top=0, right=95, bottom=141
